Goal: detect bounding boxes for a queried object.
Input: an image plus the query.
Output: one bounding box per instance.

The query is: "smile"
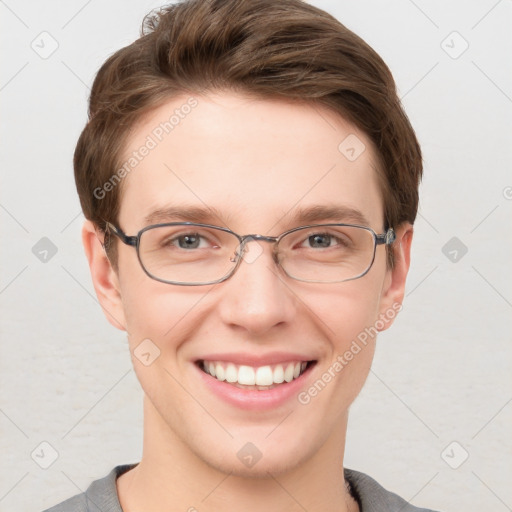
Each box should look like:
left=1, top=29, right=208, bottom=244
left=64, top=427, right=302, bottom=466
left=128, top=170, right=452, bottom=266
left=198, top=360, right=314, bottom=390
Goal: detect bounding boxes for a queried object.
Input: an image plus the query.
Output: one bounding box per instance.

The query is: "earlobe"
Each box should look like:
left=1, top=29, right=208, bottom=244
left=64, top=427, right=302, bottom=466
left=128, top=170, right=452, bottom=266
left=377, top=223, right=413, bottom=331
left=82, top=220, right=127, bottom=331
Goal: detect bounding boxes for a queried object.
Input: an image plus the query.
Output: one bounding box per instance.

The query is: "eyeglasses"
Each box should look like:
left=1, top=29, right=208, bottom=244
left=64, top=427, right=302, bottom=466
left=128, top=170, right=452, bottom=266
left=105, top=221, right=395, bottom=286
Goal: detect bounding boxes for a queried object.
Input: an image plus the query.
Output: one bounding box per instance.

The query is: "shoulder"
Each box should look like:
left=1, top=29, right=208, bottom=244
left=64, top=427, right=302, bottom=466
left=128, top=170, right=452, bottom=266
left=345, top=468, right=441, bottom=512
left=43, top=465, right=136, bottom=512
left=43, top=492, right=89, bottom=512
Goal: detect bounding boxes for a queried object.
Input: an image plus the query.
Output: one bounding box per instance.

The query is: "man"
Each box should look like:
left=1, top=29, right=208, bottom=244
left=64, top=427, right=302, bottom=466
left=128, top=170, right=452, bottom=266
left=46, top=0, right=439, bottom=510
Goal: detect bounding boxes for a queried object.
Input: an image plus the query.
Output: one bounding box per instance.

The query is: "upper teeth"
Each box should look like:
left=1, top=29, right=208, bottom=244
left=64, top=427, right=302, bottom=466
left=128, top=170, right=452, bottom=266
left=202, top=361, right=307, bottom=386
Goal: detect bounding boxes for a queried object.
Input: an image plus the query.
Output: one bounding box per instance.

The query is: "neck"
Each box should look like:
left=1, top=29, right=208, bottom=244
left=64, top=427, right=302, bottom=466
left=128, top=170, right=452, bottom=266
left=117, top=397, right=358, bottom=512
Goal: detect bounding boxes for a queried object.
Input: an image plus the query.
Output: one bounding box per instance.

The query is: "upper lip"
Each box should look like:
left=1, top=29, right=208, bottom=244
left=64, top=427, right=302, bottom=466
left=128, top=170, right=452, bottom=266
left=196, top=352, right=317, bottom=366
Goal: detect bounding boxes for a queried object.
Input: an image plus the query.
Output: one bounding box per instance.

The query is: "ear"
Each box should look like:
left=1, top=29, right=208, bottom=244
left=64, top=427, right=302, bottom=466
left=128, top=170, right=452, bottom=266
left=82, top=220, right=127, bottom=331
left=377, top=222, right=413, bottom=331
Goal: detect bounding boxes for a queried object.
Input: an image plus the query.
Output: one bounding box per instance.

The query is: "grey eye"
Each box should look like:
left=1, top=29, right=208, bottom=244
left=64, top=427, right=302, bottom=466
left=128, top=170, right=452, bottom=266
left=308, top=234, right=332, bottom=248
left=177, top=234, right=201, bottom=249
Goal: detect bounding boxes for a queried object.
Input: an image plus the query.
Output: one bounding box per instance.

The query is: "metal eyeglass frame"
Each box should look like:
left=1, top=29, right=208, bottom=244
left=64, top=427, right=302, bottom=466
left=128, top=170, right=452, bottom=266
left=104, top=221, right=396, bottom=286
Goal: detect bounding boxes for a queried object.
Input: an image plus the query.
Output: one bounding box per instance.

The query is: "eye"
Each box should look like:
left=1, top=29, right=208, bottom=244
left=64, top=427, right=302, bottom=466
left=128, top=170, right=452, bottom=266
left=301, top=232, right=347, bottom=249
left=306, top=233, right=334, bottom=248
left=164, top=233, right=211, bottom=249
left=177, top=234, right=203, bottom=249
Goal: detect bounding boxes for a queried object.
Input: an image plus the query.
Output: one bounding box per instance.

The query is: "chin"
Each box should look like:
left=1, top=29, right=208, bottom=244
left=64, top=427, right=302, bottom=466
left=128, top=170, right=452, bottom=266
left=184, top=424, right=326, bottom=479
left=199, top=445, right=311, bottom=479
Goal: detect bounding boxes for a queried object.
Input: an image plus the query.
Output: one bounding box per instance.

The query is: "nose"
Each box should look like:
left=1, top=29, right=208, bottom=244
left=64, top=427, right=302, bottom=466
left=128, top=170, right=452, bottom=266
left=216, top=239, right=296, bottom=336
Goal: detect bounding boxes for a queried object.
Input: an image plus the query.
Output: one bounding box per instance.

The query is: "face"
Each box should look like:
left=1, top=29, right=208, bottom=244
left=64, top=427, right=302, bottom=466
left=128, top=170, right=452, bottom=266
left=84, top=91, right=411, bottom=477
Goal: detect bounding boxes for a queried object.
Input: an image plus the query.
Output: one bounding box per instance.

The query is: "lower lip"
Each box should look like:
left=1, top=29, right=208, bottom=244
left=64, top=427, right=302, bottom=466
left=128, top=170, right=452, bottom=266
left=195, top=363, right=314, bottom=411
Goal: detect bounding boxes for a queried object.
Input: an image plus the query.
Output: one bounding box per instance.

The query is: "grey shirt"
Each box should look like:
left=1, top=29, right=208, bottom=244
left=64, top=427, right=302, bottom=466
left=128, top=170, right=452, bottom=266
left=44, top=465, right=440, bottom=512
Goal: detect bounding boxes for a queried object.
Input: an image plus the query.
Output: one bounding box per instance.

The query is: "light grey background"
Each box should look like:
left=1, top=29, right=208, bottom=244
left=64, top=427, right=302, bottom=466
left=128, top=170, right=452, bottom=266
left=1, top=1, right=511, bottom=511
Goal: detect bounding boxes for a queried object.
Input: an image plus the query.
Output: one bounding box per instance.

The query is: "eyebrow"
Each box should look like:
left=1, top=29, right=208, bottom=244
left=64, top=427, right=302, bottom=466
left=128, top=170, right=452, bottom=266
left=143, top=205, right=228, bottom=226
left=289, top=205, right=370, bottom=227
left=143, top=204, right=370, bottom=229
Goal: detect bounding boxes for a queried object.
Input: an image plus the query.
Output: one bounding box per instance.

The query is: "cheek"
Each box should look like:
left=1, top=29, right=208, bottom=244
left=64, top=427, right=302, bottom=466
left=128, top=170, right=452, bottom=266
left=118, top=265, right=210, bottom=353
left=306, top=278, right=384, bottom=346
left=118, top=282, right=212, bottom=407
left=304, top=281, right=384, bottom=398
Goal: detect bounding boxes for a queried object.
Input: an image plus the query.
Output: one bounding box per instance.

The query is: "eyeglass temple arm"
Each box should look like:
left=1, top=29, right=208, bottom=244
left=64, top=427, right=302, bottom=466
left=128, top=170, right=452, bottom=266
left=105, top=221, right=138, bottom=247
left=375, top=228, right=395, bottom=246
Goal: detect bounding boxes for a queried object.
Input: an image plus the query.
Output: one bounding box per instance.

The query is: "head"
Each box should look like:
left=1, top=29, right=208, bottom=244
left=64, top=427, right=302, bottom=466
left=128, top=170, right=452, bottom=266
left=78, top=0, right=422, bottom=477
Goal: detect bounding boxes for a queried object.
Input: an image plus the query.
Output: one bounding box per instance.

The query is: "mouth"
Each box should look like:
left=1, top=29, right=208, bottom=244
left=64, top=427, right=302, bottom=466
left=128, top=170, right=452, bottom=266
left=196, top=359, right=316, bottom=391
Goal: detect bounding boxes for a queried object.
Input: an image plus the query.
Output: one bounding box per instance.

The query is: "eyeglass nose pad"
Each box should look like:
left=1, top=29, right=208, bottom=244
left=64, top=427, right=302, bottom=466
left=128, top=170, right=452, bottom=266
left=231, top=237, right=269, bottom=265
left=272, top=249, right=280, bottom=265
left=230, top=240, right=247, bottom=263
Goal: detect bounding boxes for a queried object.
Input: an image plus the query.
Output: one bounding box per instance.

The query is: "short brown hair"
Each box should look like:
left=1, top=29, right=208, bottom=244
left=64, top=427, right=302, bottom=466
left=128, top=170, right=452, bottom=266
left=74, top=0, right=422, bottom=267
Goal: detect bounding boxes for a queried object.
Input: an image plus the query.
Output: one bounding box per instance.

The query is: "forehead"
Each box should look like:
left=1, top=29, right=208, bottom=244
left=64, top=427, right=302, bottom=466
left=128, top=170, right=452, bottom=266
left=118, top=92, right=384, bottom=232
